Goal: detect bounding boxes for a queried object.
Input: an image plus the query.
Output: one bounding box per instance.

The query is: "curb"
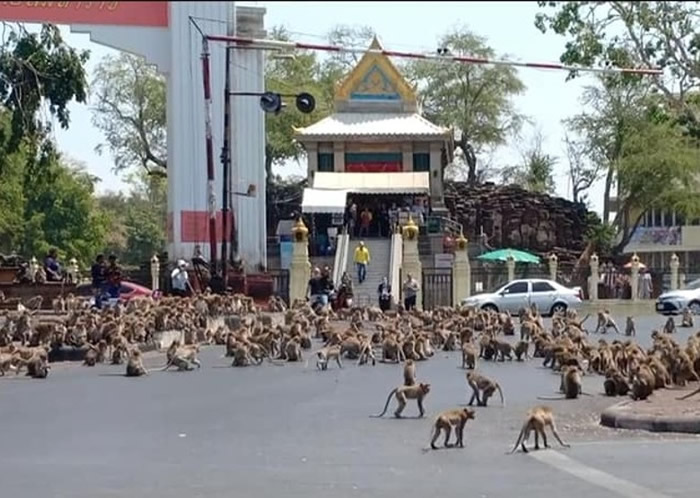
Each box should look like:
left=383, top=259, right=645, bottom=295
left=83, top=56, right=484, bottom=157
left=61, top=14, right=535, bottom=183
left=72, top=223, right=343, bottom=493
left=600, top=401, right=700, bottom=434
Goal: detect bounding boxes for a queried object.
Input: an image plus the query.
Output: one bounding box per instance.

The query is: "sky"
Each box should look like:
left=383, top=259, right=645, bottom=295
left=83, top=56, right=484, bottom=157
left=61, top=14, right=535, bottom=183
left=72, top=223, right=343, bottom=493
left=47, top=1, right=606, bottom=213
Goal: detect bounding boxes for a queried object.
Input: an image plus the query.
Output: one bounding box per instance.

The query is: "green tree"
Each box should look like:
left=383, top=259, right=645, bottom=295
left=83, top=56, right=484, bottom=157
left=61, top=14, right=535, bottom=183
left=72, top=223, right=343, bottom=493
left=499, top=129, right=556, bottom=194
left=0, top=24, right=88, bottom=152
left=534, top=2, right=700, bottom=123
left=405, top=26, right=526, bottom=184
left=91, top=52, right=166, bottom=174
left=97, top=171, right=166, bottom=265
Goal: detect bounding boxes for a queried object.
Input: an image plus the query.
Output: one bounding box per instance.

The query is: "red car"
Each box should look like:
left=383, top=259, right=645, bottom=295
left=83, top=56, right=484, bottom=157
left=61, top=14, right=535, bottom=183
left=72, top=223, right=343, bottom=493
left=76, top=280, right=154, bottom=302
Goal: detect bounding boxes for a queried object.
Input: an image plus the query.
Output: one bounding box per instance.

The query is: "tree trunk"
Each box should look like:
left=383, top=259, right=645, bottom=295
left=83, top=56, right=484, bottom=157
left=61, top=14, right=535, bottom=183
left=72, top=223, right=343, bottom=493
left=602, top=164, right=614, bottom=225
left=459, top=135, right=478, bottom=186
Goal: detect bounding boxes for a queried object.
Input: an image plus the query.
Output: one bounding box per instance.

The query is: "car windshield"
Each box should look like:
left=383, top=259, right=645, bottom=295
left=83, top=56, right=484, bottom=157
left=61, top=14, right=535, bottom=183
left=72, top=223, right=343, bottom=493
left=685, top=279, right=700, bottom=290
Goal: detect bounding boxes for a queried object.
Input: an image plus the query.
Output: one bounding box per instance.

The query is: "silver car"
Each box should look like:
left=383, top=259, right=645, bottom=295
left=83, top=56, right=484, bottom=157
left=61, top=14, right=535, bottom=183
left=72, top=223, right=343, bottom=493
left=655, top=278, right=700, bottom=315
left=461, top=278, right=584, bottom=316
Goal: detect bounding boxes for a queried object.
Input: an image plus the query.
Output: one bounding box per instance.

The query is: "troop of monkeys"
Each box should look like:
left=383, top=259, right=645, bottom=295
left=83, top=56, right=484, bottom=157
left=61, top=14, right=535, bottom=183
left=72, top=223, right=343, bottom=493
left=2, top=290, right=698, bottom=453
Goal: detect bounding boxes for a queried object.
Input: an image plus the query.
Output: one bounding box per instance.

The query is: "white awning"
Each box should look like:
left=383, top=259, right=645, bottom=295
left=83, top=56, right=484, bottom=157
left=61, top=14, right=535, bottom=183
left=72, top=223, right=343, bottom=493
left=313, top=172, right=430, bottom=194
left=301, top=188, right=348, bottom=214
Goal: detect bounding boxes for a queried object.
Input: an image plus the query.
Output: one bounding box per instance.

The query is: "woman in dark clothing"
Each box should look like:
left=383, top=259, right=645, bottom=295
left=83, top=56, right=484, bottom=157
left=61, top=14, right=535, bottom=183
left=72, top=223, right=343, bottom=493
left=377, top=276, right=392, bottom=312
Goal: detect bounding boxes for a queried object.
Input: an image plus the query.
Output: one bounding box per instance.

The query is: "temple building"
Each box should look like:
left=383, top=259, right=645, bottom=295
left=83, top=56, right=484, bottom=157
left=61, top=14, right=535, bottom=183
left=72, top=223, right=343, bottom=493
left=295, top=37, right=452, bottom=224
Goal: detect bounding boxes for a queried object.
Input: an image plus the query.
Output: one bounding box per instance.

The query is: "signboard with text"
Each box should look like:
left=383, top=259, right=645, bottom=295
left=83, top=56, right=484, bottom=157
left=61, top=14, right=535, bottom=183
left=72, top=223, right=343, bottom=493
left=0, top=1, right=169, bottom=27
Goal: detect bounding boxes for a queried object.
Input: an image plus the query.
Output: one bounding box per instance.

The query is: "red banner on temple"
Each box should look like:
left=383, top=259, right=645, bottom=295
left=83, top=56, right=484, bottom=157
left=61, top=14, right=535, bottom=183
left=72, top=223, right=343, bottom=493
left=345, top=162, right=402, bottom=173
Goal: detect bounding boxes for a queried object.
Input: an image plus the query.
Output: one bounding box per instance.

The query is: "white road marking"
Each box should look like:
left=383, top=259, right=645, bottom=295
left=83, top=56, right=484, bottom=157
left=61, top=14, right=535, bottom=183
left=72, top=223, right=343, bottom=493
left=529, top=450, right=670, bottom=498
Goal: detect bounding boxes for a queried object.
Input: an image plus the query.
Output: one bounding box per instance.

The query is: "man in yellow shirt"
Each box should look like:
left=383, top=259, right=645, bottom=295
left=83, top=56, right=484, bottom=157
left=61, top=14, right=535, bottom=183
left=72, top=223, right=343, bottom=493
left=353, top=241, right=371, bottom=284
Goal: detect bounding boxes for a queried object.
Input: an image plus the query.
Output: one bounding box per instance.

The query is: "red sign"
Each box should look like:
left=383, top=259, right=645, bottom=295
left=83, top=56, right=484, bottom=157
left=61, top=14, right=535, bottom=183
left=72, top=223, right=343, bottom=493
left=346, top=162, right=402, bottom=173
left=180, top=211, right=234, bottom=244
left=0, top=1, right=169, bottom=27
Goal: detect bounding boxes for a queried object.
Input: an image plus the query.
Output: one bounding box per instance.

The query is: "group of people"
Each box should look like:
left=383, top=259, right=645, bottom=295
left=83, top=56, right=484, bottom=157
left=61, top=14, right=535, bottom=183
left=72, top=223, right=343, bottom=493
left=90, top=254, right=124, bottom=308
left=344, top=197, right=429, bottom=239
left=307, top=265, right=353, bottom=310
left=375, top=274, right=420, bottom=312
left=600, top=261, right=654, bottom=299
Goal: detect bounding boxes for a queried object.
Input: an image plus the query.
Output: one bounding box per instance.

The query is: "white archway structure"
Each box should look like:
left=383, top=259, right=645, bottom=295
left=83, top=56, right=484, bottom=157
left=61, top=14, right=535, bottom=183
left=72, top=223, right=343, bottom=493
left=0, top=1, right=267, bottom=269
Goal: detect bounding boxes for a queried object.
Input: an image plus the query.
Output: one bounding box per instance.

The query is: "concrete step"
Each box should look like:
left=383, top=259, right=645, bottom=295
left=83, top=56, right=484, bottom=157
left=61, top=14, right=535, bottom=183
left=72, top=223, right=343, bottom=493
left=347, top=238, right=391, bottom=306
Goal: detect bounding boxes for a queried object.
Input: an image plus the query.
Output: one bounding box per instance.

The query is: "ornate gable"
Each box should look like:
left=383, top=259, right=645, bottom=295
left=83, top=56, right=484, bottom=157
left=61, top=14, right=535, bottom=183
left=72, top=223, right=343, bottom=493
left=335, top=37, right=417, bottom=110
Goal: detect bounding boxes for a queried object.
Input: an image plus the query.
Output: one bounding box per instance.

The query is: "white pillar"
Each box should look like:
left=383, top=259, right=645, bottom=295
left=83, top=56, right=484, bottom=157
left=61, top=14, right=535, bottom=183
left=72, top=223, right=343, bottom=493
left=548, top=253, right=558, bottom=282
left=29, top=257, right=38, bottom=283
left=289, top=218, right=311, bottom=304
left=506, top=255, right=515, bottom=283
left=151, top=255, right=161, bottom=291
left=589, top=253, right=599, bottom=302
left=452, top=233, right=471, bottom=305
left=68, top=258, right=79, bottom=284
left=670, top=253, right=680, bottom=291
left=630, top=253, right=640, bottom=302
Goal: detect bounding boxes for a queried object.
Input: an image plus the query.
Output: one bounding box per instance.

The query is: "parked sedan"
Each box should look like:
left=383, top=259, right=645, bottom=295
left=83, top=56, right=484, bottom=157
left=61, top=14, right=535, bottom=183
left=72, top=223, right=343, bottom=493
left=75, top=281, right=154, bottom=302
left=461, top=278, right=584, bottom=316
left=655, top=278, right=700, bottom=315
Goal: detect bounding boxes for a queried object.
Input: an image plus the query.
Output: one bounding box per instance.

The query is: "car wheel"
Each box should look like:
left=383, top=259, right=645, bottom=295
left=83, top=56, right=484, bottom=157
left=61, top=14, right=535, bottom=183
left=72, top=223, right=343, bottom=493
left=482, top=304, right=498, bottom=313
left=550, top=302, right=568, bottom=316
left=689, top=301, right=700, bottom=314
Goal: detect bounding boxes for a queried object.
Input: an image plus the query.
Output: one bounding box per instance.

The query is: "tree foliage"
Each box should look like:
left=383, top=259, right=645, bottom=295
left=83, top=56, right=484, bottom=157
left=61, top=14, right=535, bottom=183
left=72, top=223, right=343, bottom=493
left=0, top=23, right=88, bottom=171
left=405, top=26, right=526, bottom=184
left=91, top=52, right=166, bottom=173
left=499, top=129, right=556, bottom=195
left=562, top=133, right=604, bottom=205
left=97, top=172, right=166, bottom=265
left=535, top=1, right=700, bottom=124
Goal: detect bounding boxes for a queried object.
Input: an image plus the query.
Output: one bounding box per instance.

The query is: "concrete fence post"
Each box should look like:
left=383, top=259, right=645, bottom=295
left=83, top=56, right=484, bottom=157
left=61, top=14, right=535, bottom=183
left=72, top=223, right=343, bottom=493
left=151, top=255, right=160, bottom=291
left=670, top=253, right=680, bottom=291
left=290, top=218, right=311, bottom=305
left=630, top=253, right=640, bottom=302
left=548, top=253, right=558, bottom=282
left=589, top=253, right=599, bottom=302
left=506, top=254, right=515, bottom=283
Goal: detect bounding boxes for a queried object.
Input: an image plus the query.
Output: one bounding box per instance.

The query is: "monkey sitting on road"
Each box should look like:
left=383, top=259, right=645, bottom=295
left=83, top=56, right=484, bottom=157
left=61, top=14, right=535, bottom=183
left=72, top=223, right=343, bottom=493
left=509, top=405, right=570, bottom=454
left=603, top=369, right=630, bottom=397
left=316, top=345, right=342, bottom=370
left=538, top=366, right=586, bottom=400
left=663, top=317, right=676, bottom=334
left=594, top=310, right=620, bottom=334
left=428, top=408, right=476, bottom=450
left=461, top=342, right=478, bottom=370
left=624, top=317, right=636, bottom=337
left=126, top=349, right=148, bottom=377
left=466, top=371, right=505, bottom=407
left=681, top=308, right=694, bottom=328
left=371, top=383, right=431, bottom=418
left=514, top=340, right=529, bottom=361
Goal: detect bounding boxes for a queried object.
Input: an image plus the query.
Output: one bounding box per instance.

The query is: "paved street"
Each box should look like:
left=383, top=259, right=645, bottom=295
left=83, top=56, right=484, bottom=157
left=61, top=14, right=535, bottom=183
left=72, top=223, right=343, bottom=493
left=2, top=310, right=700, bottom=497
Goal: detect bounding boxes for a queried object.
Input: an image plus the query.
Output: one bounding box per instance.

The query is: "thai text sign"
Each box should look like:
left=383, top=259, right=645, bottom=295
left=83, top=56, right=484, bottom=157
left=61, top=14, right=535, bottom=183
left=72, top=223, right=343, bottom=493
left=0, top=1, right=168, bottom=27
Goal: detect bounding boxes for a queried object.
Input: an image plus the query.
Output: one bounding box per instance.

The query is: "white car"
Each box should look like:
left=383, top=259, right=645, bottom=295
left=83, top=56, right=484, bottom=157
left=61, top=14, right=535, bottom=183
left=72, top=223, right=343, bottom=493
left=655, top=279, right=700, bottom=315
left=461, top=278, right=584, bottom=316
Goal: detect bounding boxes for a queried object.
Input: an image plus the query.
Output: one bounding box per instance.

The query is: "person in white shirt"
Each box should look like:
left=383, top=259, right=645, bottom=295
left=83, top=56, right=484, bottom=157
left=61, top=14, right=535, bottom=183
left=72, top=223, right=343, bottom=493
left=171, top=260, right=191, bottom=297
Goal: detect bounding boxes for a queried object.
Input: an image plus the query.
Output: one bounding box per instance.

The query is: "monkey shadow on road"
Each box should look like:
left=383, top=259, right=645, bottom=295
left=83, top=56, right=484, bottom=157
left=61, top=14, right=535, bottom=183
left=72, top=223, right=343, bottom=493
left=0, top=310, right=695, bottom=497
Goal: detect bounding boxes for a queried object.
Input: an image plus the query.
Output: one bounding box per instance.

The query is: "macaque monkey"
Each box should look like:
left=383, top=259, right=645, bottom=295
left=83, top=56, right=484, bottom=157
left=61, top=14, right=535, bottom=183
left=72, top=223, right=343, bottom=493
left=466, top=371, right=505, bottom=407
left=681, top=308, right=694, bottom=328
left=514, top=340, right=530, bottom=361
left=0, top=353, right=19, bottom=375
left=603, top=369, right=630, bottom=396
left=316, top=345, right=342, bottom=370
left=126, top=349, right=148, bottom=377
left=356, top=339, right=376, bottom=366
left=663, top=317, right=676, bottom=335
left=509, top=406, right=570, bottom=454
left=594, top=310, right=620, bottom=334
left=461, top=342, right=478, bottom=369
left=428, top=408, right=476, bottom=450
left=538, top=366, right=585, bottom=400
left=403, top=359, right=416, bottom=386
left=624, top=317, right=636, bottom=337
left=371, top=383, right=431, bottom=418
left=83, top=345, right=98, bottom=367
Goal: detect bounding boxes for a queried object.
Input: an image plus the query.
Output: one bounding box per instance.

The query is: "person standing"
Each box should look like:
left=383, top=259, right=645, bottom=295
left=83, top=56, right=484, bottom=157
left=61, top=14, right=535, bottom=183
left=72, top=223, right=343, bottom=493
left=353, top=241, right=371, bottom=284
left=91, top=254, right=107, bottom=309
left=170, top=260, right=191, bottom=297
left=359, top=207, right=372, bottom=238
left=377, top=276, right=392, bottom=312
left=640, top=268, right=653, bottom=299
left=308, top=267, right=325, bottom=308
left=105, top=255, right=122, bottom=301
left=44, top=248, right=62, bottom=282
left=403, top=273, right=419, bottom=311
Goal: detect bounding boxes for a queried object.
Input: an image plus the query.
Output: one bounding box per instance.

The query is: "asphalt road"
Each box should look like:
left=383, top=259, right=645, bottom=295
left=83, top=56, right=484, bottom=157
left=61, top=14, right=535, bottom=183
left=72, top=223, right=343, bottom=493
left=2, top=310, right=700, bottom=498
